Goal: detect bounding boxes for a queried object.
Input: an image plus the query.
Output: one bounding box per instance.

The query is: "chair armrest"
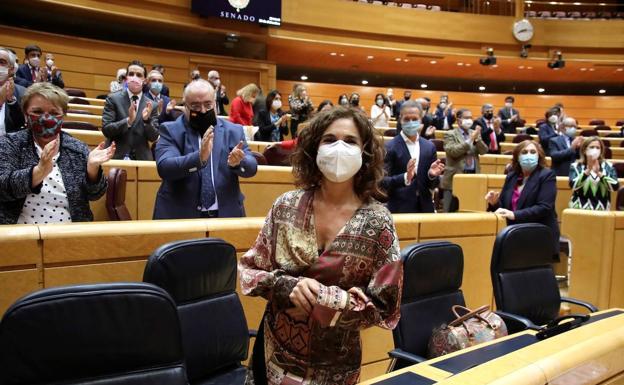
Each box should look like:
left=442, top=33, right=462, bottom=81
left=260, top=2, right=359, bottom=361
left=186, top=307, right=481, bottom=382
left=387, top=348, right=426, bottom=365
left=249, top=329, right=258, bottom=338
left=494, top=310, right=540, bottom=331
left=561, top=297, right=598, bottom=313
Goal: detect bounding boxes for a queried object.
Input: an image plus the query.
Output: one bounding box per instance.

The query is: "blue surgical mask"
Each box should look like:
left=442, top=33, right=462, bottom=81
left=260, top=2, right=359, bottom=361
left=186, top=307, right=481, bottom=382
left=150, top=81, right=163, bottom=94
left=402, top=120, right=421, bottom=137
left=519, top=153, right=539, bottom=172
left=565, top=126, right=577, bottom=138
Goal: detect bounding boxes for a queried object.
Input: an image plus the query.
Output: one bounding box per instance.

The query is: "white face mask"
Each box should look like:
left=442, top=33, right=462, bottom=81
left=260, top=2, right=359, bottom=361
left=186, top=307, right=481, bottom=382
left=272, top=99, right=282, bottom=110
left=461, top=119, right=473, bottom=129
left=0, top=66, right=8, bottom=82
left=213, top=79, right=221, bottom=87
left=505, top=102, right=513, bottom=108
left=46, top=59, right=54, bottom=67
left=29, top=57, right=40, bottom=67
left=316, top=140, right=362, bottom=183
left=548, top=115, right=559, bottom=124
left=586, top=147, right=601, bottom=160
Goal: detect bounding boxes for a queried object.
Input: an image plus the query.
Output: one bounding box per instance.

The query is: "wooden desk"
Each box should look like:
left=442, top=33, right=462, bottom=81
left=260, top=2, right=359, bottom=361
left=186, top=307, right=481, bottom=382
left=361, top=309, right=624, bottom=385
left=65, top=113, right=102, bottom=128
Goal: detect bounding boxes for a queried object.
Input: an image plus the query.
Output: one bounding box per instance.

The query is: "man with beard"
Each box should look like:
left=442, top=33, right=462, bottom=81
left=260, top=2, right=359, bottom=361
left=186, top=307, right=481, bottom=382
left=153, top=79, right=257, bottom=219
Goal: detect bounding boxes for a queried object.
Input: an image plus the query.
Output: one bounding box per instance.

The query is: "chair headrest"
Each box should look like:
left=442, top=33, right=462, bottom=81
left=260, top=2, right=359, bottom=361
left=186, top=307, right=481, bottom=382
left=401, top=241, right=463, bottom=301
left=491, top=223, right=555, bottom=272
left=143, top=238, right=237, bottom=304
left=0, top=283, right=184, bottom=384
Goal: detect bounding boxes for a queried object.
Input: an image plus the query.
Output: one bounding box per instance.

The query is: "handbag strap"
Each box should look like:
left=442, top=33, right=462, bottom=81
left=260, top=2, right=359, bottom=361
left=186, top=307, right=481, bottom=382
left=449, top=305, right=492, bottom=327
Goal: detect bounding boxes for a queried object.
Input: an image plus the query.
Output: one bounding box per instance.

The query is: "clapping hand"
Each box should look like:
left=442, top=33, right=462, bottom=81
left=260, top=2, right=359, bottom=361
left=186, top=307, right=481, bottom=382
left=166, top=99, right=177, bottom=113
left=572, top=136, right=584, bottom=150
left=227, top=141, right=245, bottom=167
left=428, top=159, right=445, bottom=178
left=142, top=101, right=153, bottom=121
left=88, top=141, right=116, bottom=167
left=406, top=158, right=416, bottom=184
left=495, top=208, right=515, bottom=220
left=485, top=190, right=500, bottom=206
left=425, top=125, right=436, bottom=137
left=0, top=78, right=14, bottom=105
left=37, top=66, right=47, bottom=82
left=128, top=101, right=137, bottom=125
left=31, top=136, right=60, bottom=187
left=200, top=127, right=214, bottom=163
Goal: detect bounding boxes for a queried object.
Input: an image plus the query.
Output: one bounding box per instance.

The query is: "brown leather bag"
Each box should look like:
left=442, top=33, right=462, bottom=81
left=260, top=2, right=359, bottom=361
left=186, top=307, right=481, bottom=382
left=427, top=305, right=508, bottom=358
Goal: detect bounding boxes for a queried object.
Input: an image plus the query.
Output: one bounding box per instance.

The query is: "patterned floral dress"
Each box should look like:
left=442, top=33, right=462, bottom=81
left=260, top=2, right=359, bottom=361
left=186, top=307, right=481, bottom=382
left=239, top=189, right=403, bottom=385
left=569, top=161, right=619, bottom=210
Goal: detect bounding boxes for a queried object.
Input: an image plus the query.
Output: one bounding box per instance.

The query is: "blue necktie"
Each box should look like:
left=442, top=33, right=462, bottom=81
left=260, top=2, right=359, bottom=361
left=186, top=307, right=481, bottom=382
left=200, top=154, right=216, bottom=209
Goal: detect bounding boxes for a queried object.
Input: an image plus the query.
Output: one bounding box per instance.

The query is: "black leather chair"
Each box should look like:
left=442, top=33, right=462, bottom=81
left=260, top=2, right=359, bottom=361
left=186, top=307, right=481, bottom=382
left=143, top=238, right=252, bottom=385
left=0, top=283, right=187, bottom=385
left=388, top=241, right=465, bottom=371
left=490, top=223, right=597, bottom=332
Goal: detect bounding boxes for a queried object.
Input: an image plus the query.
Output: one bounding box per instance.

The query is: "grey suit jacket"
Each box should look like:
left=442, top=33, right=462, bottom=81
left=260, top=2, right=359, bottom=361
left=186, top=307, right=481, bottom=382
left=101, top=90, right=159, bottom=160
left=441, top=127, right=488, bottom=190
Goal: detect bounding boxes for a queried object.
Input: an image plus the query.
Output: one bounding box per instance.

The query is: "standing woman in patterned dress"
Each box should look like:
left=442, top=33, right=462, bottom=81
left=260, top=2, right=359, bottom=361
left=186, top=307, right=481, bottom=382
left=568, top=137, right=619, bottom=210
left=239, top=107, right=403, bottom=385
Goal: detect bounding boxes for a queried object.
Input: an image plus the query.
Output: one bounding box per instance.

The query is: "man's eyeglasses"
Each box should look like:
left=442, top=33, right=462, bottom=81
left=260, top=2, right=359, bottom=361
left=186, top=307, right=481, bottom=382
left=187, top=102, right=214, bottom=112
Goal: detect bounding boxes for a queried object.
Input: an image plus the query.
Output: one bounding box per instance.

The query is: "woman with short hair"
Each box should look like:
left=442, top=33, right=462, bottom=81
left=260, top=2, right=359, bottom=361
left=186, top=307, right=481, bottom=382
left=230, top=83, right=260, bottom=126
left=240, top=107, right=403, bottom=385
left=0, top=82, right=115, bottom=224
left=568, top=137, right=619, bottom=210
left=485, top=140, right=560, bottom=256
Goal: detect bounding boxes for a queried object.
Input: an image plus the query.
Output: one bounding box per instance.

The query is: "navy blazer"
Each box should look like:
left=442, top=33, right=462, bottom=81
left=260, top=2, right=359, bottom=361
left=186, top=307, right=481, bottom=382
left=153, top=115, right=258, bottom=219
left=537, top=122, right=557, bottom=154
left=382, top=134, right=439, bottom=213
left=15, top=64, right=35, bottom=87
left=492, top=167, right=560, bottom=255
left=548, top=135, right=578, bottom=177
left=3, top=83, right=26, bottom=134
left=497, top=107, right=520, bottom=134
left=145, top=92, right=176, bottom=124
left=433, top=106, right=455, bottom=130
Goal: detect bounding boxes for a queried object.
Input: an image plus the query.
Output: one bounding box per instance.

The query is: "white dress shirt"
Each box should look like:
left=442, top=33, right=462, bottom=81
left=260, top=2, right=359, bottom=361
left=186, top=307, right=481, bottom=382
left=17, top=142, right=72, bottom=224
left=0, top=103, right=5, bottom=136
left=400, top=131, right=420, bottom=185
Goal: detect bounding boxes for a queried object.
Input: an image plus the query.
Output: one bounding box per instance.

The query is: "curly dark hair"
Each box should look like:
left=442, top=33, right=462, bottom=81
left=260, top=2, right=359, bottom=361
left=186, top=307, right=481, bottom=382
left=291, top=107, right=386, bottom=202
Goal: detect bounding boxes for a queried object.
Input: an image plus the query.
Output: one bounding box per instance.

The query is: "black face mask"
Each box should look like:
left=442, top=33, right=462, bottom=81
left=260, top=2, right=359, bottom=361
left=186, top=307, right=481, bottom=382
left=351, top=99, right=359, bottom=106
left=484, top=112, right=493, bottom=120
left=192, top=74, right=200, bottom=80
left=188, top=109, right=217, bottom=136
left=404, top=96, right=411, bottom=101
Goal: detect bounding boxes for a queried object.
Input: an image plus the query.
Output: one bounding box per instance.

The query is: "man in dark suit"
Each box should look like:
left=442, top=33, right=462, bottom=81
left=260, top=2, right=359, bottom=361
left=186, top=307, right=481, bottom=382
left=497, top=96, right=521, bottom=134
left=145, top=70, right=177, bottom=124
left=0, top=47, right=26, bottom=135
left=142, top=64, right=169, bottom=97
left=415, top=97, right=438, bottom=139
left=208, top=70, right=229, bottom=116
left=383, top=100, right=445, bottom=213
left=15, top=45, right=44, bottom=88
left=433, top=99, right=455, bottom=130
left=475, top=104, right=505, bottom=154
left=153, top=79, right=257, bottom=219
left=102, top=60, right=159, bottom=160
left=548, top=117, right=583, bottom=176
left=538, top=107, right=560, bottom=154
left=393, top=90, right=412, bottom=118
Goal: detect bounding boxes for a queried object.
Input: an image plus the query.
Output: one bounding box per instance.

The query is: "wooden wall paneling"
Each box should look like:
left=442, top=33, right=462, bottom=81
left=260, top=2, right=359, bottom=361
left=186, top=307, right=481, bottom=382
left=0, top=226, right=43, bottom=315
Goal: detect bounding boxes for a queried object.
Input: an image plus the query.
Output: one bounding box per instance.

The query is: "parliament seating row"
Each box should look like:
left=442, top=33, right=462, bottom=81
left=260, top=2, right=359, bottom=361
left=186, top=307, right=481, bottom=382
left=453, top=174, right=624, bottom=223
left=0, top=212, right=505, bottom=381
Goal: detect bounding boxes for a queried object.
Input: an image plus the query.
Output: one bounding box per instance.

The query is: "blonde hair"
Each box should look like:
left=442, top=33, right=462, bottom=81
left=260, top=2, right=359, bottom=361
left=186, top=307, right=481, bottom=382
left=579, top=136, right=604, bottom=165
left=236, top=83, right=260, bottom=101
left=21, top=82, right=69, bottom=114
left=292, top=83, right=306, bottom=99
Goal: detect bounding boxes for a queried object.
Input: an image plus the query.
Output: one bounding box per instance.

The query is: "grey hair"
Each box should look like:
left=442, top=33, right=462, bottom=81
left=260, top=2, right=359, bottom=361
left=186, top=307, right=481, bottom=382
left=0, top=47, right=16, bottom=67
left=399, top=100, right=423, bottom=117
left=562, top=117, right=576, bottom=127
left=207, top=70, right=219, bottom=78
left=183, top=79, right=214, bottom=102
left=482, top=103, right=494, bottom=111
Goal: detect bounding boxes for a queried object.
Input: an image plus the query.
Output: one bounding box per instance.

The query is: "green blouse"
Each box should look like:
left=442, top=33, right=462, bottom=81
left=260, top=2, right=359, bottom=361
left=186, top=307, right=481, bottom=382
left=569, top=161, right=619, bottom=211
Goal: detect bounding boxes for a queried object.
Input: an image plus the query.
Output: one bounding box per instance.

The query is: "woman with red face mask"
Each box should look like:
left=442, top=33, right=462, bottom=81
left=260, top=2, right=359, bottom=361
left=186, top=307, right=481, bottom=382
left=0, top=82, right=116, bottom=224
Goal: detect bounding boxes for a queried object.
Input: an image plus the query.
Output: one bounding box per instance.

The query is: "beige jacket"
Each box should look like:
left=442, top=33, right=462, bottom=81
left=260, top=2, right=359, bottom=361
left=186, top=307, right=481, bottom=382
left=441, top=127, right=488, bottom=190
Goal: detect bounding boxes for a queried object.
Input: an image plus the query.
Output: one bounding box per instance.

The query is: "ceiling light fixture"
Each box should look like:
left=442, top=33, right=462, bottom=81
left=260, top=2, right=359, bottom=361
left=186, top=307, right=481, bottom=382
left=330, top=52, right=337, bottom=56
left=421, top=83, right=428, bottom=88
left=478, top=86, right=486, bottom=91
left=599, top=89, right=606, bottom=94
left=339, top=53, right=345, bottom=57
left=537, top=88, right=545, bottom=93
left=300, top=75, right=308, bottom=81
left=430, top=60, right=437, bottom=64
left=457, top=62, right=464, bottom=66
left=361, top=80, right=369, bottom=85
left=367, top=55, right=374, bottom=60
